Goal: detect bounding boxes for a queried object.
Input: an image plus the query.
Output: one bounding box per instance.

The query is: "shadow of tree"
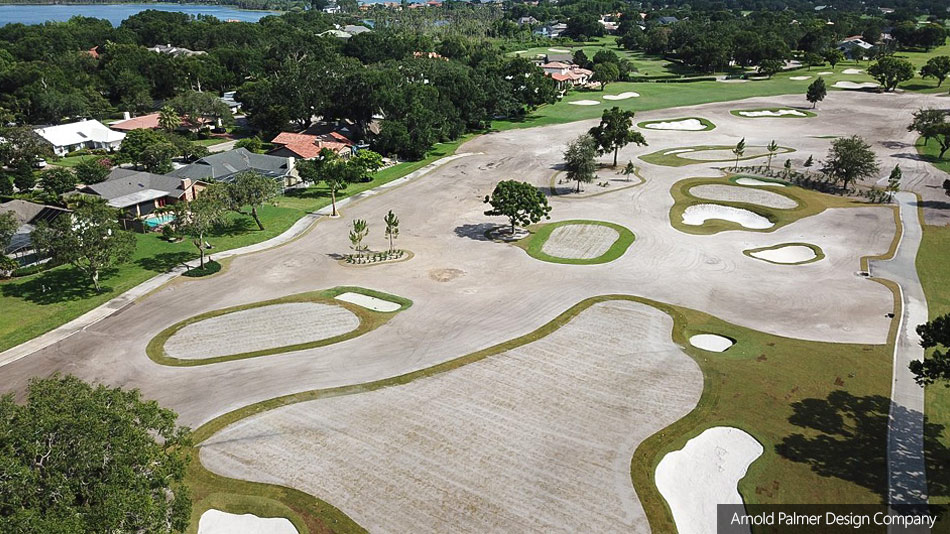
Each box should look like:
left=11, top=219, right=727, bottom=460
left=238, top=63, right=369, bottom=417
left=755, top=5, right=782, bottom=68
left=453, top=223, right=504, bottom=241
left=283, top=186, right=332, bottom=201
left=776, top=391, right=949, bottom=502
left=135, top=251, right=195, bottom=273
left=0, top=266, right=114, bottom=304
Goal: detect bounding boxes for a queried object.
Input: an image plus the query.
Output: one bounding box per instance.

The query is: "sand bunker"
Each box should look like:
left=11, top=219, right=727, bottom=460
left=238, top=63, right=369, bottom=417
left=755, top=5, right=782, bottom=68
left=842, top=68, right=863, bottom=74
left=164, top=302, right=360, bottom=360
left=749, top=244, right=818, bottom=264
left=789, top=76, right=812, bottom=81
left=681, top=204, right=774, bottom=229
left=602, top=92, right=640, bottom=100
left=689, top=334, right=734, bottom=352
left=334, top=292, right=402, bottom=312
left=735, top=177, right=786, bottom=187
left=689, top=184, right=798, bottom=209
left=737, top=109, right=807, bottom=117
left=834, top=81, right=879, bottom=89
left=198, top=510, right=298, bottom=534
left=678, top=148, right=772, bottom=161
left=548, top=48, right=570, bottom=52
left=817, top=71, right=833, bottom=75
left=644, top=119, right=707, bottom=131
left=569, top=100, right=600, bottom=106
left=665, top=148, right=696, bottom=155
left=717, top=78, right=748, bottom=83
left=541, top=224, right=620, bottom=259
left=656, top=427, right=763, bottom=534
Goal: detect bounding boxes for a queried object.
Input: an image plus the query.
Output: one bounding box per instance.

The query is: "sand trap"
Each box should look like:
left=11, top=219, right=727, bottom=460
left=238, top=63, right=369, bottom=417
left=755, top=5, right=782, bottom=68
left=749, top=244, right=818, bottom=264
left=644, top=119, right=707, bottom=131
left=817, top=71, right=833, bottom=75
left=541, top=223, right=620, bottom=259
left=689, top=184, right=798, bottom=209
left=164, top=302, right=360, bottom=360
left=602, top=92, right=640, bottom=100
left=681, top=204, right=774, bottom=229
left=735, top=177, right=786, bottom=187
left=655, top=427, right=763, bottom=534
left=678, top=148, right=773, bottom=161
left=665, top=148, right=695, bottom=155
left=569, top=100, right=600, bottom=106
left=717, top=78, right=748, bottom=83
left=512, top=50, right=527, bottom=54
left=834, top=81, right=879, bottom=89
left=548, top=48, right=570, bottom=52
left=198, top=509, right=298, bottom=534
left=789, top=76, right=812, bottom=81
left=334, top=291, right=402, bottom=312
left=842, top=68, right=862, bottom=74
left=689, top=334, right=734, bottom=352
left=738, top=109, right=807, bottom=117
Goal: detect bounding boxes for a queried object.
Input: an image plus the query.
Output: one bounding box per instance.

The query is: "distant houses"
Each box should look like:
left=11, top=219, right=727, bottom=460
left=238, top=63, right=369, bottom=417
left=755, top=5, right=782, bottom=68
left=147, top=44, right=206, bottom=57
left=837, top=36, right=874, bottom=59
left=0, top=199, right=70, bottom=266
left=540, top=61, right=593, bottom=90
left=169, top=148, right=299, bottom=188
left=33, top=119, right=125, bottom=156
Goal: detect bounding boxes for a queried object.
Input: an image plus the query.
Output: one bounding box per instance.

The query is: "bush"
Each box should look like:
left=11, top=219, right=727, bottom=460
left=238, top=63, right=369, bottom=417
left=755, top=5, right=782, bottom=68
left=161, top=224, right=179, bottom=241
left=11, top=261, right=52, bottom=278
left=182, top=260, right=221, bottom=277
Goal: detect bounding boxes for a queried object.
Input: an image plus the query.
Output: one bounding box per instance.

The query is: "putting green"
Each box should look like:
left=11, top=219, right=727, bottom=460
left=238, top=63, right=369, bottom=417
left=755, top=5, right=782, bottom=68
left=640, top=145, right=795, bottom=167
left=516, top=220, right=635, bottom=264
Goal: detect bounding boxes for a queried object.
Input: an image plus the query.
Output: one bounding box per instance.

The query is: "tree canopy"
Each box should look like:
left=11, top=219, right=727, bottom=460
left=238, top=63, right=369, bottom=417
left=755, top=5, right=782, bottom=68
left=910, top=314, right=950, bottom=386
left=820, top=135, right=880, bottom=190
left=587, top=107, right=647, bottom=167
left=483, top=180, right=551, bottom=235
left=868, top=56, right=915, bottom=91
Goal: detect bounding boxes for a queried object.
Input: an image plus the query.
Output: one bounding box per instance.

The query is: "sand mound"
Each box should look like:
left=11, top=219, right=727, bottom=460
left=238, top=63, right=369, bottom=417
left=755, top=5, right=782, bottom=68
left=689, top=334, right=734, bottom=352
left=689, top=184, right=798, bottom=209
left=842, top=68, right=863, bottom=74
left=548, top=48, right=570, bottom=53
left=164, top=302, right=360, bottom=360
left=789, top=76, right=812, bottom=81
left=738, top=109, right=807, bottom=117
left=569, top=100, right=600, bottom=106
left=645, top=119, right=707, bottom=131
left=749, top=244, right=818, bottom=264
left=665, top=148, right=696, bottom=155
left=717, top=78, right=748, bottom=83
left=834, top=81, right=879, bottom=89
left=681, top=204, right=774, bottom=229
left=817, top=71, right=833, bottom=75
left=198, top=510, right=298, bottom=534
left=656, top=427, right=763, bottom=534
left=541, top=224, right=621, bottom=259
left=335, top=292, right=401, bottom=312
left=735, top=177, right=785, bottom=187
left=602, top=92, right=640, bottom=100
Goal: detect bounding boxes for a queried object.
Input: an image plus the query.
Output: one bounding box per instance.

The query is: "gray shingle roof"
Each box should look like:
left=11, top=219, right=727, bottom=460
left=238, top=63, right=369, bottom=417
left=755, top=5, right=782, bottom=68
left=169, top=148, right=291, bottom=183
left=83, top=168, right=185, bottom=201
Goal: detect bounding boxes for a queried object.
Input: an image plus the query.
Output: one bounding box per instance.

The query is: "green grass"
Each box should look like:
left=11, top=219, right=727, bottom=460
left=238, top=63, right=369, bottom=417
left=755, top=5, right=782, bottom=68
left=668, top=175, right=877, bottom=235
left=639, top=145, right=794, bottom=168
left=509, top=36, right=697, bottom=78
left=513, top=219, right=635, bottom=264
left=51, top=154, right=97, bottom=168
left=637, top=116, right=716, bottom=131
left=742, top=242, right=826, bottom=265
left=0, top=140, right=468, bottom=354
left=729, top=107, right=817, bottom=118
left=145, top=287, right=410, bottom=366
left=193, top=138, right=231, bottom=147
left=916, top=136, right=950, bottom=174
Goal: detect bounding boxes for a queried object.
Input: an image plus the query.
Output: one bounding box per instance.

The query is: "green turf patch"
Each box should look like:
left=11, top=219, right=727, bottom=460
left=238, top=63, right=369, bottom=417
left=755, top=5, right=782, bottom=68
left=182, top=261, right=222, bottom=278
left=730, top=107, right=817, bottom=118
left=742, top=242, right=825, bottom=265
left=639, top=145, right=795, bottom=167
left=637, top=116, right=716, bottom=131
left=146, top=286, right=411, bottom=366
left=669, top=175, right=876, bottom=235
left=514, top=220, right=635, bottom=265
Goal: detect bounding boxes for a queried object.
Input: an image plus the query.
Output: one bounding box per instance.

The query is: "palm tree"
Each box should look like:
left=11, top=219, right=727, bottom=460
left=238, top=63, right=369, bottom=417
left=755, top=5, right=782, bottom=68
left=622, top=160, right=636, bottom=182
left=733, top=138, right=746, bottom=171
left=349, top=219, right=368, bottom=258
left=766, top=140, right=778, bottom=169
left=158, top=106, right=181, bottom=132
left=384, top=210, right=399, bottom=253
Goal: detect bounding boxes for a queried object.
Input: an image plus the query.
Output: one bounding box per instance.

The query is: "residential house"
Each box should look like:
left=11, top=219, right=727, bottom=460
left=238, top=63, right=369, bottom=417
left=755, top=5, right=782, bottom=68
left=323, top=2, right=341, bottom=13
left=269, top=131, right=355, bottom=160
left=344, top=24, right=372, bottom=35
left=34, top=119, right=125, bottom=156
left=110, top=112, right=161, bottom=131
left=0, top=199, right=70, bottom=266
left=544, top=52, right=573, bottom=64
left=220, top=91, right=242, bottom=114
left=77, top=168, right=206, bottom=222
left=319, top=29, right=354, bottom=39
left=837, top=36, right=874, bottom=59
left=540, top=62, right=593, bottom=89
left=517, top=16, right=539, bottom=25
left=533, top=22, right=567, bottom=38
left=147, top=44, right=206, bottom=57
left=169, top=148, right=299, bottom=188
left=657, top=16, right=679, bottom=25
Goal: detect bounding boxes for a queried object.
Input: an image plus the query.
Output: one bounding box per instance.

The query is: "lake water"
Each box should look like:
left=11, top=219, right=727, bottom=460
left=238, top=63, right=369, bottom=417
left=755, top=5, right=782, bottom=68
left=0, top=4, right=280, bottom=26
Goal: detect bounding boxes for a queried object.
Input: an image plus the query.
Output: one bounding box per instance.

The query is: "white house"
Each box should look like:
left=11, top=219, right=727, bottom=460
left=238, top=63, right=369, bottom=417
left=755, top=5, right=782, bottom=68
left=33, top=119, right=125, bottom=156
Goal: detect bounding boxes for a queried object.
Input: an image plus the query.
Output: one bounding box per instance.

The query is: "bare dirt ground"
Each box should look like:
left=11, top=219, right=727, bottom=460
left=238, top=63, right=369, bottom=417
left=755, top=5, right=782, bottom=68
left=540, top=223, right=620, bottom=259
left=200, top=301, right=703, bottom=534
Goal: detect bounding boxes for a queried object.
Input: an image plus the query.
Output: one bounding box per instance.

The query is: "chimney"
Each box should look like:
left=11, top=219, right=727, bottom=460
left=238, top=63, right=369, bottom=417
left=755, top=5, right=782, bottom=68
left=123, top=111, right=131, bottom=120
left=180, top=178, right=193, bottom=199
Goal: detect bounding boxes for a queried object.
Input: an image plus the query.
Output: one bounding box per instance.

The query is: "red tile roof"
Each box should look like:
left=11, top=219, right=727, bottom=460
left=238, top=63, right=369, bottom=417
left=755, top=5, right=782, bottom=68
left=270, top=132, right=354, bottom=159
left=110, top=113, right=160, bottom=131
left=550, top=73, right=572, bottom=82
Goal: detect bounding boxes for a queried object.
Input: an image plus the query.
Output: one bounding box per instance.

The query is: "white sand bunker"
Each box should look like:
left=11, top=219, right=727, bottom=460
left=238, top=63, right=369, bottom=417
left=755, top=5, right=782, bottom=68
left=749, top=244, right=818, bottom=264
left=689, top=334, right=734, bottom=352
left=335, top=291, right=401, bottom=312
left=717, top=78, right=748, bottom=83
left=842, top=68, right=863, bottom=74
left=164, top=302, right=360, bottom=360
left=541, top=223, right=620, bottom=259
left=735, top=177, right=786, bottom=187
left=682, top=204, right=774, bottom=229
left=198, top=509, right=298, bottom=534
left=665, top=148, right=696, bottom=155
left=690, top=184, right=798, bottom=209
left=834, top=81, right=879, bottom=89
left=569, top=100, right=600, bottom=106
left=789, top=76, right=812, bottom=81
left=817, top=71, right=833, bottom=75
left=645, top=119, right=707, bottom=131
left=602, top=91, right=640, bottom=100
left=738, top=109, right=807, bottom=117
left=548, top=47, right=570, bottom=52
left=656, top=427, right=763, bottom=534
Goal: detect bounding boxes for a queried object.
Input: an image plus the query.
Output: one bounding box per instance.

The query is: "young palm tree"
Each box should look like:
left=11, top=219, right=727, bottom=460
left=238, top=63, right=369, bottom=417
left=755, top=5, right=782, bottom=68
left=766, top=140, right=779, bottom=169
left=349, top=219, right=368, bottom=258
left=733, top=138, right=746, bottom=171
left=384, top=210, right=399, bottom=253
left=622, top=160, right=636, bottom=182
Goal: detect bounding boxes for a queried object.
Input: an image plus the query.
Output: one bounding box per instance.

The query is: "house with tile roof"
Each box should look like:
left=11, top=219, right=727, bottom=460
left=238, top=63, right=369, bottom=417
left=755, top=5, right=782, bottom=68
left=269, top=131, right=355, bottom=160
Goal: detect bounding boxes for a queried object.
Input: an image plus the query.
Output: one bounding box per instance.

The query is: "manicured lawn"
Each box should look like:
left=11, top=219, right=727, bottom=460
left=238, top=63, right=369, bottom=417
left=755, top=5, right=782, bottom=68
left=639, top=145, right=794, bottom=168
left=514, top=219, right=635, bottom=265
left=193, top=137, right=231, bottom=147
left=51, top=154, right=98, bottom=167
left=729, top=107, right=817, bottom=118
left=916, top=136, right=950, bottom=174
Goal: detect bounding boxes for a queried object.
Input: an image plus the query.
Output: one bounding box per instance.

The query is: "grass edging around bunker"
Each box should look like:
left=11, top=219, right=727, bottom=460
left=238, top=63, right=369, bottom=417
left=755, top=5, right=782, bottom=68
left=514, top=220, right=635, bottom=265
left=146, top=286, right=411, bottom=366
left=729, top=107, right=817, bottom=119
left=743, top=242, right=826, bottom=265
left=640, top=145, right=795, bottom=168
left=637, top=116, right=717, bottom=132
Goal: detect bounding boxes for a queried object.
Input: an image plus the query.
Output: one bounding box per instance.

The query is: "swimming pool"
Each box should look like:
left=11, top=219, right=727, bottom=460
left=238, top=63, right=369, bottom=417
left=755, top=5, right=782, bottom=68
left=144, top=214, right=176, bottom=228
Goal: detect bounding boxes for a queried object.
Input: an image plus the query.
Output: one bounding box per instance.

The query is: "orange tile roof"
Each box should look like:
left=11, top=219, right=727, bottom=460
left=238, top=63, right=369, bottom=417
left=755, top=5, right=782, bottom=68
left=110, top=113, right=160, bottom=131
left=271, top=132, right=354, bottom=159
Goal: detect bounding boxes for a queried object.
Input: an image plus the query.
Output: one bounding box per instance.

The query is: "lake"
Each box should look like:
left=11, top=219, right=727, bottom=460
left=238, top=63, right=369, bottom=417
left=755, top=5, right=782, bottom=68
left=0, top=3, right=280, bottom=26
